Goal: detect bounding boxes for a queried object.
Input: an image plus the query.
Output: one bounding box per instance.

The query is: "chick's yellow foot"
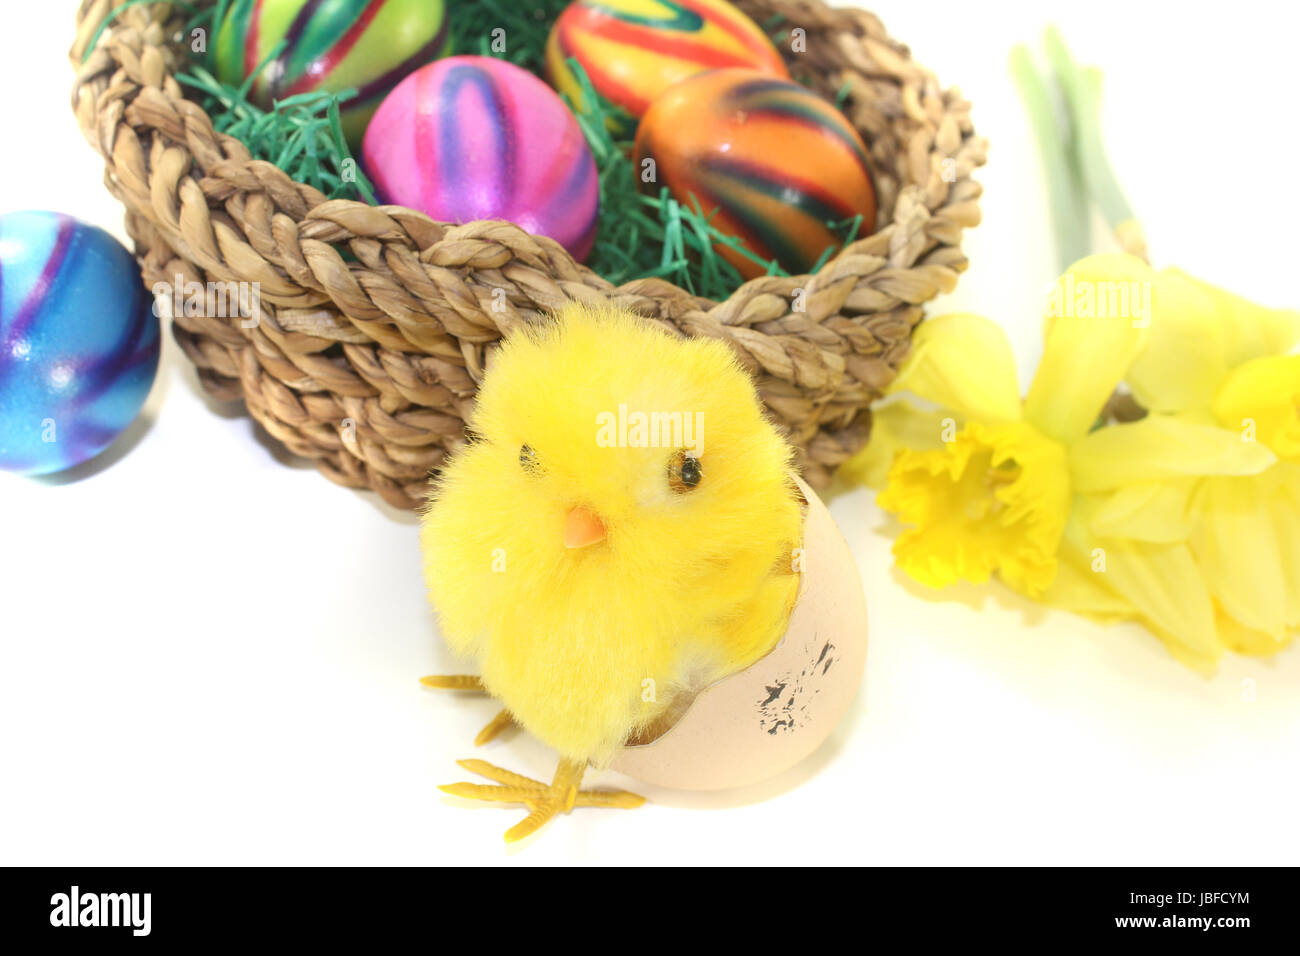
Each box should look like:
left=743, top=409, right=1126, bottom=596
left=419, top=674, right=485, bottom=692
left=474, top=709, right=514, bottom=746
left=420, top=677, right=516, bottom=747
left=440, top=758, right=646, bottom=843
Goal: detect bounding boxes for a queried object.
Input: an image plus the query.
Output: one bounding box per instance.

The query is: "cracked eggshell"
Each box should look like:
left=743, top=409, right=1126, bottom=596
left=609, top=476, right=868, bottom=790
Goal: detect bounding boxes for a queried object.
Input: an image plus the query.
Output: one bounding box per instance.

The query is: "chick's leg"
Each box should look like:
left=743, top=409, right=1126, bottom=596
left=440, top=758, right=645, bottom=843
left=505, top=759, right=585, bottom=844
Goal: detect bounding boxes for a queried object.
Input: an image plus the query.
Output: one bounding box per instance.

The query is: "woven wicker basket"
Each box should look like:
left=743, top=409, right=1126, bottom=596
left=70, top=0, right=986, bottom=510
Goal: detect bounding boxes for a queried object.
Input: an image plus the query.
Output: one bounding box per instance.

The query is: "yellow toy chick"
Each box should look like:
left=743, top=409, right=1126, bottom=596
left=420, top=303, right=804, bottom=841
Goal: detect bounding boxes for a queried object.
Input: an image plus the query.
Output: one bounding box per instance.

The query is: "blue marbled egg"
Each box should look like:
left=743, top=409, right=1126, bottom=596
left=0, top=211, right=160, bottom=476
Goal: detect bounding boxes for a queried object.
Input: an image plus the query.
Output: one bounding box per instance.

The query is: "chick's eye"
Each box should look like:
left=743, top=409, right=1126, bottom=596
left=667, top=450, right=702, bottom=493
left=519, top=444, right=540, bottom=473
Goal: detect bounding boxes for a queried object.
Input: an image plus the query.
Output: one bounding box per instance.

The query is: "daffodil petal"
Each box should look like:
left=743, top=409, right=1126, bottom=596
left=1211, top=354, right=1300, bottom=460
left=1177, top=269, right=1300, bottom=369
left=1044, top=503, right=1222, bottom=671
left=1027, top=254, right=1152, bottom=443
left=1269, top=464, right=1300, bottom=628
left=1038, top=510, right=1138, bottom=618
left=1125, top=268, right=1228, bottom=414
left=1069, top=416, right=1277, bottom=492
left=1189, top=476, right=1290, bottom=642
left=1214, top=610, right=1294, bottom=658
left=1041, top=560, right=1135, bottom=620
left=890, top=313, right=1022, bottom=424
left=838, top=398, right=955, bottom=490
left=1280, top=460, right=1300, bottom=507
left=1093, top=536, right=1222, bottom=670
left=1086, top=479, right=1197, bottom=543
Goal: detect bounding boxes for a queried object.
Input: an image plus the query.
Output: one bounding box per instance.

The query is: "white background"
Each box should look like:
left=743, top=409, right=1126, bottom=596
left=1, top=1, right=1297, bottom=866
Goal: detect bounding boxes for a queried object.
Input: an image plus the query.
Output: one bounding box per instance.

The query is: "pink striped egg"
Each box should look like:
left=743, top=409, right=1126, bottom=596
left=362, top=56, right=600, bottom=261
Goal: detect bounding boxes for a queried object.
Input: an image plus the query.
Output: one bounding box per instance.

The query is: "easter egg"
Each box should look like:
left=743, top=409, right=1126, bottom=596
left=214, top=0, right=450, bottom=149
left=0, top=212, right=160, bottom=476
left=635, top=68, right=878, bottom=279
left=363, top=57, right=601, bottom=261
left=546, top=0, right=789, bottom=124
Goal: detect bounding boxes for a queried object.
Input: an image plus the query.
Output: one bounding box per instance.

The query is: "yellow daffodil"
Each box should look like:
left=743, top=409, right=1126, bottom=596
left=1077, top=268, right=1300, bottom=663
left=862, top=254, right=1148, bottom=599
left=849, top=253, right=1300, bottom=671
left=868, top=26, right=1300, bottom=672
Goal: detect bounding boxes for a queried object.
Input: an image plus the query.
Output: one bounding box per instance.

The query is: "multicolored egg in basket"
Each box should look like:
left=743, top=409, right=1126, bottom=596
left=635, top=68, right=878, bottom=279
left=546, top=0, right=788, bottom=127
left=214, top=0, right=450, bottom=149
left=363, top=56, right=601, bottom=261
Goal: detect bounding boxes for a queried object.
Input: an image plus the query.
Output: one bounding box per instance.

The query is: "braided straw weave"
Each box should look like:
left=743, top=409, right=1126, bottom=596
left=70, top=0, right=987, bottom=510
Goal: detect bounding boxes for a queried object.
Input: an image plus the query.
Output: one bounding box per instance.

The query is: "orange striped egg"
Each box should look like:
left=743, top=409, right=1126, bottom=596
left=546, top=0, right=788, bottom=124
left=635, top=69, right=878, bottom=280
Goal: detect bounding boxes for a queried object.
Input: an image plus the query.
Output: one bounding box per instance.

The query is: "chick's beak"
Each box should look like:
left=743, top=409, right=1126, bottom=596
left=563, top=506, right=607, bottom=549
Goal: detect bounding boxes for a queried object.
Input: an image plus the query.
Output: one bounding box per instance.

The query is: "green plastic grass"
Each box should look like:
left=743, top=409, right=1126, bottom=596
left=448, top=0, right=569, bottom=73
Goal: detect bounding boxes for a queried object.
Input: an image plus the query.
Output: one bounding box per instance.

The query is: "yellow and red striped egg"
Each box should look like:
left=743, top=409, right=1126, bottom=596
left=546, top=0, right=788, bottom=125
left=635, top=69, right=878, bottom=280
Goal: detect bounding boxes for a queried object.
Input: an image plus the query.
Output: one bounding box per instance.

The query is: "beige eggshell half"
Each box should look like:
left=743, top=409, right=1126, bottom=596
left=609, top=476, right=868, bottom=791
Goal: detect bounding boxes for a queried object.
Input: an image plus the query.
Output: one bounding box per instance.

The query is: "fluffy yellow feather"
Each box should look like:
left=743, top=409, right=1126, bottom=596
left=421, top=303, right=803, bottom=785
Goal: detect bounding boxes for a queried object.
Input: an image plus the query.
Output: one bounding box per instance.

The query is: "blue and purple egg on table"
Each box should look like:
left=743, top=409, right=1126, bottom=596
left=362, top=56, right=601, bottom=262
left=0, top=212, right=160, bottom=476
left=214, top=0, right=451, bottom=150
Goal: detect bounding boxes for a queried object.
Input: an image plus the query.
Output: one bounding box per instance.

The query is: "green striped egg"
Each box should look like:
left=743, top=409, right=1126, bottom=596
left=215, top=0, right=450, bottom=149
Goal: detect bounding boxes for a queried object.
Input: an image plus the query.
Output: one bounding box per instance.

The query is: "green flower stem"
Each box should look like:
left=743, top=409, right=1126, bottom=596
left=1010, top=44, right=1092, bottom=270
left=1042, top=28, right=1137, bottom=239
